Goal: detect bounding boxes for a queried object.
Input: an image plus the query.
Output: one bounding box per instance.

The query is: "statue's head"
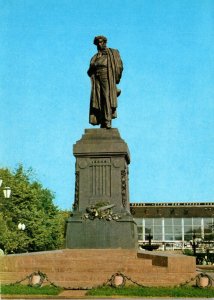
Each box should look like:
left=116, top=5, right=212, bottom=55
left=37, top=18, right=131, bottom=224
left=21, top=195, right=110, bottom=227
left=93, top=35, right=107, bottom=51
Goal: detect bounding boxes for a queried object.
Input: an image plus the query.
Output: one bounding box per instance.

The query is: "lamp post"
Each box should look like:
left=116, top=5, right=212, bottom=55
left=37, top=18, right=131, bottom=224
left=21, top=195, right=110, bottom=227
left=0, top=178, right=12, bottom=254
left=148, top=232, right=153, bottom=246
left=191, top=232, right=199, bottom=256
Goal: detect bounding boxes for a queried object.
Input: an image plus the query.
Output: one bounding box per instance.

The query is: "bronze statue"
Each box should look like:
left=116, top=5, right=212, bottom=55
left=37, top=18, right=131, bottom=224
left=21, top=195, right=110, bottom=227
left=87, top=36, right=123, bottom=129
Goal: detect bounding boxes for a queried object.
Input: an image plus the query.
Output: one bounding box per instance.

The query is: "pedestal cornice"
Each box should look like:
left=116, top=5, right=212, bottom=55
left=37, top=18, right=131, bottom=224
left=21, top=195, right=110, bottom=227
left=73, top=128, right=130, bottom=163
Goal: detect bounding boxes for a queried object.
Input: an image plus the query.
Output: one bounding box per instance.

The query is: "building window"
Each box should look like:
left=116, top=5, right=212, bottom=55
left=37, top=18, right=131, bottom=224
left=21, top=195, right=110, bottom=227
left=203, top=218, right=214, bottom=240
left=134, top=216, right=214, bottom=245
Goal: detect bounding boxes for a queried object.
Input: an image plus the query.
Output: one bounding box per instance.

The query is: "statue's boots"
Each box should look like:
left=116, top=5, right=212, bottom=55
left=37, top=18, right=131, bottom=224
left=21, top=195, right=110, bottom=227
left=100, top=120, right=111, bottom=129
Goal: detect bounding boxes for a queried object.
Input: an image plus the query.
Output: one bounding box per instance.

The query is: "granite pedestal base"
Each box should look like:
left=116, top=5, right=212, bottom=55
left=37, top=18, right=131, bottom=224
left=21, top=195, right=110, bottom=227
left=66, top=213, right=137, bottom=249
left=65, top=128, right=138, bottom=249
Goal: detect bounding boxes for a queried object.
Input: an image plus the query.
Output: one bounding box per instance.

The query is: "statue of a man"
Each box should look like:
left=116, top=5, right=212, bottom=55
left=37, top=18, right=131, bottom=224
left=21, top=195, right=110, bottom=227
left=87, top=36, right=123, bottom=129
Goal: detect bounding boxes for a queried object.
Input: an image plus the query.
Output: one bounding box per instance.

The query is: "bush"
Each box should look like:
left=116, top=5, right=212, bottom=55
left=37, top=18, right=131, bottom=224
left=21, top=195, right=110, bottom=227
left=183, top=249, right=194, bottom=256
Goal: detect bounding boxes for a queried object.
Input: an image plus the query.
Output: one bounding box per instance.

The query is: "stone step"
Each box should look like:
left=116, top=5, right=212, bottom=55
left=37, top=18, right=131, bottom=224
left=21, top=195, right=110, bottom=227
left=2, top=257, right=149, bottom=265
left=1, top=258, right=154, bottom=269
left=1, top=255, right=141, bottom=264
left=1, top=254, right=144, bottom=266
left=3, top=249, right=137, bottom=258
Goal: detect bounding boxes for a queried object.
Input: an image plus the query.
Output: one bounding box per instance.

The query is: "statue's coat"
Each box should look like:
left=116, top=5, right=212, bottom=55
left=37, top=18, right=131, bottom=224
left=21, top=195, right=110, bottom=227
left=88, top=48, right=123, bottom=125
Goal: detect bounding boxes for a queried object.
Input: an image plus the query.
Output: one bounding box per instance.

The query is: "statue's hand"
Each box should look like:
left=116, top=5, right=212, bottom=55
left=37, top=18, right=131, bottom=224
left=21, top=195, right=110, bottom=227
left=87, top=64, right=95, bottom=77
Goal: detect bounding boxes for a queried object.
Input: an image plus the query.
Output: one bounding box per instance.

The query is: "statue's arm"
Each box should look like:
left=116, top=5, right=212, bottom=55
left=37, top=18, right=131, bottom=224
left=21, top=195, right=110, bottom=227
left=87, top=55, right=96, bottom=77
left=87, top=64, right=94, bottom=77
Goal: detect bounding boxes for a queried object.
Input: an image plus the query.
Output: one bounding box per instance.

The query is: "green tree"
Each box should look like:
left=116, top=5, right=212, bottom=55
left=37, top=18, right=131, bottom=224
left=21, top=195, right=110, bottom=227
left=0, top=165, right=68, bottom=254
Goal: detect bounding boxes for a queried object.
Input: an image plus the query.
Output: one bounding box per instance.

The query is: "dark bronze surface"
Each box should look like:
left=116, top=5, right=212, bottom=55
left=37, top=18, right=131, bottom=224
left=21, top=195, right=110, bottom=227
left=87, top=36, right=123, bottom=129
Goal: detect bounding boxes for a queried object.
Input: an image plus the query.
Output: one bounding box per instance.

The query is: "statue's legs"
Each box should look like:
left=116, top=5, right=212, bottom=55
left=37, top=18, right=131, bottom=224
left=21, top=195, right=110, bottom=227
left=100, top=77, right=112, bottom=128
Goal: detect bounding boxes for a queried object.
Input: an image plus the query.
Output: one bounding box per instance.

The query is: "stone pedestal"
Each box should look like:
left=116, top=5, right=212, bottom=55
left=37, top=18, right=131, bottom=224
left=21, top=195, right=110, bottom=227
left=65, top=128, right=137, bottom=249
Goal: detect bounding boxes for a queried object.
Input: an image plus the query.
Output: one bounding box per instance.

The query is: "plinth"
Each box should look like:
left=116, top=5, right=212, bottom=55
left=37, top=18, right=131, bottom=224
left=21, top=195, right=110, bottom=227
left=65, top=128, right=137, bottom=248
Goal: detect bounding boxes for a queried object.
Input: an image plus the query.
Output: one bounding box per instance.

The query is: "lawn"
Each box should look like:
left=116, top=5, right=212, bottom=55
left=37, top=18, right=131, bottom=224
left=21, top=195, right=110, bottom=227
left=1, top=283, right=214, bottom=298
left=87, top=285, right=214, bottom=298
left=0, top=284, right=62, bottom=295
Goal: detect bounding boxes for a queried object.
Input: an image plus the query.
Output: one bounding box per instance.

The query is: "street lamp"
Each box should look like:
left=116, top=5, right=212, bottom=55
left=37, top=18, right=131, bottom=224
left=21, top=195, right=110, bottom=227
left=3, top=187, right=12, bottom=199
left=191, top=232, right=199, bottom=256
left=147, top=232, right=153, bottom=246
left=18, top=223, right=26, bottom=230
left=0, top=178, right=11, bottom=199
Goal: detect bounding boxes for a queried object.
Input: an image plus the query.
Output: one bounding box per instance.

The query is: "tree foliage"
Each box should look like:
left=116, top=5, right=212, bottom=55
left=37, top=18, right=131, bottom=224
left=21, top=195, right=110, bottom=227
left=0, top=165, right=69, bottom=254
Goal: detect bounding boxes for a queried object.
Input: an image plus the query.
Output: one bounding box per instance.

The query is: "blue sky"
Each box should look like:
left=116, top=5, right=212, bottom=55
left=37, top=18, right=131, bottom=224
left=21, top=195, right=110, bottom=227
left=0, top=0, right=213, bottom=209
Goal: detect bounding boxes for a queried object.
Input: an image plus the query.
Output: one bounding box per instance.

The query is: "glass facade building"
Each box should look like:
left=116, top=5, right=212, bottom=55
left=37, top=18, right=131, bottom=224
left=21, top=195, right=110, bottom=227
left=130, top=202, right=214, bottom=248
left=135, top=217, right=214, bottom=243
